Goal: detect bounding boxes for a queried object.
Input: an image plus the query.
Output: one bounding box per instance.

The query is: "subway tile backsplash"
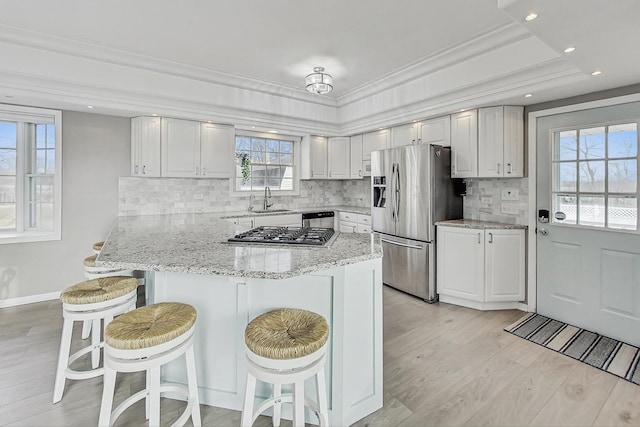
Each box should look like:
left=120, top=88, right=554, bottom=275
left=118, top=177, right=372, bottom=216
left=462, top=178, right=529, bottom=225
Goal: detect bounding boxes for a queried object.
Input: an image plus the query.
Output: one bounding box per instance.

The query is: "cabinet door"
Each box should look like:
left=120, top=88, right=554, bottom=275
left=356, top=224, right=371, bottom=233
left=390, top=123, right=416, bottom=148
left=328, top=137, right=350, bottom=179
left=502, top=106, right=524, bottom=177
left=484, top=229, right=525, bottom=302
left=161, top=118, right=201, bottom=177
left=349, top=134, right=364, bottom=179
left=436, top=226, right=484, bottom=301
left=478, top=106, right=504, bottom=177
left=362, top=129, right=389, bottom=161
left=419, top=116, right=450, bottom=147
left=254, top=214, right=302, bottom=227
left=339, top=221, right=358, bottom=233
left=200, top=123, right=234, bottom=178
left=131, top=117, right=161, bottom=177
left=310, top=136, right=328, bottom=179
left=450, top=110, right=478, bottom=178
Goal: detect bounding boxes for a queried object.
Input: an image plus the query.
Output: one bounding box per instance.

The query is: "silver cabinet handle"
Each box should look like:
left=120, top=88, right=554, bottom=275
left=380, top=238, right=423, bottom=250
left=508, top=163, right=513, bottom=174
left=478, top=233, right=481, bottom=244
left=359, top=170, right=362, bottom=177
left=497, top=163, right=501, bottom=175
left=329, top=171, right=332, bottom=178
left=488, top=232, right=493, bottom=243
left=418, top=138, right=422, bottom=144
left=202, top=167, right=206, bottom=175
left=196, top=166, right=199, bottom=175
left=135, top=165, right=139, bottom=174
left=142, top=165, right=146, bottom=174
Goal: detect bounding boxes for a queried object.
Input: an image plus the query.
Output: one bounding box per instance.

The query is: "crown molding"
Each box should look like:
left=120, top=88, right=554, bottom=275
left=0, top=24, right=338, bottom=109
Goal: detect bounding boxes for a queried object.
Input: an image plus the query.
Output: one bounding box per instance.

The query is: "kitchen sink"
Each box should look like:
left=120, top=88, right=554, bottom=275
left=251, top=209, right=291, bottom=214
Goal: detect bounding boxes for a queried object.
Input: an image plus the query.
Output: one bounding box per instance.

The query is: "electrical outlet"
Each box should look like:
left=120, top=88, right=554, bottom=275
left=481, top=196, right=493, bottom=204
left=501, top=204, right=519, bottom=215
left=194, top=193, right=204, bottom=200
left=501, top=188, right=519, bottom=201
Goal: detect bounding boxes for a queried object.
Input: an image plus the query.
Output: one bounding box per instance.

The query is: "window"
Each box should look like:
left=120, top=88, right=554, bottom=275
left=233, top=133, right=299, bottom=193
left=0, top=105, right=62, bottom=244
left=552, top=122, right=638, bottom=231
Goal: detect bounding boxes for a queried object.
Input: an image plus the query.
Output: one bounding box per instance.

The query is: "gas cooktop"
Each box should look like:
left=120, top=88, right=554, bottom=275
left=228, top=226, right=336, bottom=247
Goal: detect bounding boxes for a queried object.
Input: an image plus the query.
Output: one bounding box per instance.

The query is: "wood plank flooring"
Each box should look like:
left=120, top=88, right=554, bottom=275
left=1, top=286, right=639, bottom=426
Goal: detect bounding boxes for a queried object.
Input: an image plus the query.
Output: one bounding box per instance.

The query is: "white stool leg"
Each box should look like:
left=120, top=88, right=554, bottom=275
left=149, top=365, right=161, bottom=427
left=272, top=383, right=282, bottom=427
left=145, top=369, right=150, bottom=420
left=315, top=367, right=329, bottom=426
left=293, top=380, right=305, bottom=427
left=241, top=373, right=257, bottom=427
left=98, top=365, right=117, bottom=427
left=185, top=345, right=201, bottom=427
left=91, top=318, right=101, bottom=369
left=53, top=317, right=74, bottom=403
left=81, top=319, right=91, bottom=339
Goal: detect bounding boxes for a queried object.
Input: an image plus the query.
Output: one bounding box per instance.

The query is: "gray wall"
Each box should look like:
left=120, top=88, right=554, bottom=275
left=0, top=111, right=130, bottom=301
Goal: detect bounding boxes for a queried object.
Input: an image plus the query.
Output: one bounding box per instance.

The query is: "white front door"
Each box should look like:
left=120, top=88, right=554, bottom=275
left=536, top=101, right=640, bottom=346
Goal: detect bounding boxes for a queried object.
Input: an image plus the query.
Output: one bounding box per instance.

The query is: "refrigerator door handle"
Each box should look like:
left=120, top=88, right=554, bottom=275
left=390, top=163, right=397, bottom=221
left=380, top=238, right=423, bottom=250
left=395, top=162, right=401, bottom=219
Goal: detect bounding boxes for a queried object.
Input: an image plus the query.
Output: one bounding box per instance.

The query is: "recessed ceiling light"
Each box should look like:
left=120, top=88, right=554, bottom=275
left=378, top=128, right=384, bottom=130
left=412, top=120, right=418, bottom=123
left=591, top=70, right=603, bottom=76
left=87, top=105, right=94, bottom=109
left=524, top=93, right=533, bottom=98
left=563, top=46, right=576, bottom=53
left=459, top=109, right=466, bottom=112
left=524, top=13, right=538, bottom=22
left=268, top=130, right=278, bottom=134
left=251, top=126, right=256, bottom=129
left=207, top=120, right=212, bottom=123
left=152, top=113, right=158, bottom=116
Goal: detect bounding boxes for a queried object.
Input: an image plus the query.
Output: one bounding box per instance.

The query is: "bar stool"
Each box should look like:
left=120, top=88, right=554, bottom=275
left=92, top=241, right=105, bottom=254
left=98, top=302, right=201, bottom=427
left=53, top=276, right=138, bottom=404
left=241, top=308, right=330, bottom=427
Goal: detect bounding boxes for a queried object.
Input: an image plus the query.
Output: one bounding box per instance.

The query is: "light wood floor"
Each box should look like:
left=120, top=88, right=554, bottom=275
left=1, top=286, right=639, bottom=426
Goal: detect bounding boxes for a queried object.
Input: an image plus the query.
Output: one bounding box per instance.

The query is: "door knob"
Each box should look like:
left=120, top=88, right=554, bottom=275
left=538, top=228, right=549, bottom=236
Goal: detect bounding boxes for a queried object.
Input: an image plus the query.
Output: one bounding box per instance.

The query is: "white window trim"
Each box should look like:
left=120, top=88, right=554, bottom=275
left=0, top=104, right=62, bottom=244
left=229, top=131, right=301, bottom=197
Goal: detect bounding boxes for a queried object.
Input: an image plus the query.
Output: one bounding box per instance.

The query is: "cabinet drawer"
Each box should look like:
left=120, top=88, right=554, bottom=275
left=357, top=224, right=371, bottom=234
left=357, top=214, right=371, bottom=225
left=338, top=212, right=357, bottom=222
left=339, top=221, right=358, bottom=233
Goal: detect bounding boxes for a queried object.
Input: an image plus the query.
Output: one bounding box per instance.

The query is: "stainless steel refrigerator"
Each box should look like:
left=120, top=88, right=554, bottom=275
left=371, top=144, right=462, bottom=302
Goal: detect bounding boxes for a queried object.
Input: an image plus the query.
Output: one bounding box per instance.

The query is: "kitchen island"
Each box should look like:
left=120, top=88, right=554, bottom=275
left=96, top=213, right=383, bottom=426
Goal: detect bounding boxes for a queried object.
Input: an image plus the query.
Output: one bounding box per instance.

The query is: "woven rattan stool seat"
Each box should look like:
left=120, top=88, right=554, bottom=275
left=60, top=277, right=138, bottom=305
left=105, top=303, right=197, bottom=350
left=245, top=308, right=329, bottom=360
left=83, top=254, right=97, bottom=267
left=93, top=241, right=105, bottom=252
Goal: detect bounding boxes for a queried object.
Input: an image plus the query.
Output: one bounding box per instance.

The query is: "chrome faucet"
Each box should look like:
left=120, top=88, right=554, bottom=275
left=263, top=186, right=273, bottom=211
left=247, top=194, right=255, bottom=211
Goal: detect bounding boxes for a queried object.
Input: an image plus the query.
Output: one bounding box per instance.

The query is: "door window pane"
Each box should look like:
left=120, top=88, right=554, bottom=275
left=553, top=194, right=577, bottom=225
left=555, top=162, right=577, bottom=192
left=0, top=122, right=17, bottom=149
left=579, top=196, right=605, bottom=227
left=608, top=160, right=637, bottom=193
left=579, top=160, right=605, bottom=192
left=608, top=196, right=637, bottom=230
left=608, top=123, right=637, bottom=158
left=555, top=130, right=577, bottom=161
left=579, top=127, right=605, bottom=159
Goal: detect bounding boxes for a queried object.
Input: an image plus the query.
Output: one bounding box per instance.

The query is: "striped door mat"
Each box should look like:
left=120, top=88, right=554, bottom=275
left=505, top=313, right=640, bottom=385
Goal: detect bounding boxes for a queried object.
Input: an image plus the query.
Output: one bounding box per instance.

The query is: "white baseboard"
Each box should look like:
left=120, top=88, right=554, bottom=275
left=0, top=291, right=60, bottom=308
left=518, top=303, right=531, bottom=312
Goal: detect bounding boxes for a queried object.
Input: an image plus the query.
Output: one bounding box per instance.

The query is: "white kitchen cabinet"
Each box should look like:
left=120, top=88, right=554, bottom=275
left=310, top=136, right=328, bottom=179
left=350, top=134, right=364, bottom=179
left=200, top=123, right=235, bottom=178
left=131, top=116, right=161, bottom=177
left=362, top=129, right=390, bottom=161
left=437, top=225, right=525, bottom=309
left=450, top=110, right=478, bottom=178
left=254, top=213, right=302, bottom=227
left=390, top=123, right=417, bottom=148
left=478, top=106, right=524, bottom=177
left=328, top=137, right=350, bottom=179
left=338, top=212, right=371, bottom=234
left=161, top=118, right=201, bottom=177
left=418, top=115, right=450, bottom=147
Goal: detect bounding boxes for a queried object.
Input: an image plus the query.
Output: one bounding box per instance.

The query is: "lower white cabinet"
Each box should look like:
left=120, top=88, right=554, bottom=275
left=437, top=225, right=525, bottom=309
left=254, top=213, right=302, bottom=227
left=338, top=212, right=371, bottom=234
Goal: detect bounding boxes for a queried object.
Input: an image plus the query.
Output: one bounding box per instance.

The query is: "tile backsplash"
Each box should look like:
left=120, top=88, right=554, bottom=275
left=462, top=178, right=529, bottom=225
left=119, top=177, right=372, bottom=216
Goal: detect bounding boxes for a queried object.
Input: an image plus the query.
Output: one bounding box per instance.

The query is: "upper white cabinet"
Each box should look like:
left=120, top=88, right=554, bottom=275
left=310, top=135, right=328, bottom=179
left=328, top=137, right=350, bottom=179
left=450, top=110, right=478, bottom=178
left=478, top=106, right=524, bottom=177
left=350, top=134, right=364, bottom=179
left=362, top=129, right=390, bottom=161
left=161, top=118, right=201, bottom=177
left=131, top=117, right=161, bottom=177
left=418, top=116, right=450, bottom=147
left=390, top=123, right=417, bottom=148
left=200, top=123, right=235, bottom=178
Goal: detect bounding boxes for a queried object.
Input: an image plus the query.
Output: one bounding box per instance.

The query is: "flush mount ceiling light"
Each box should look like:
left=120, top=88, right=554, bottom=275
left=524, top=12, right=538, bottom=21
left=564, top=46, right=576, bottom=53
left=524, top=93, right=533, bottom=98
left=592, top=70, right=603, bottom=76
left=305, top=67, right=333, bottom=95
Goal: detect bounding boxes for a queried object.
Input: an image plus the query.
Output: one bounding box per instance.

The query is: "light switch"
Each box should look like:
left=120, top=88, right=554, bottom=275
left=501, top=188, right=519, bottom=201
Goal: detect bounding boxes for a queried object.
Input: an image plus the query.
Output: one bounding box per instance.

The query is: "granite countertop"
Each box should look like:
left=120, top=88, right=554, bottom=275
left=220, top=205, right=371, bottom=219
left=96, top=213, right=382, bottom=279
left=435, top=219, right=528, bottom=230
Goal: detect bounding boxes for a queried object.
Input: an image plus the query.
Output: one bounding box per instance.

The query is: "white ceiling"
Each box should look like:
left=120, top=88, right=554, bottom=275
left=0, top=0, right=639, bottom=133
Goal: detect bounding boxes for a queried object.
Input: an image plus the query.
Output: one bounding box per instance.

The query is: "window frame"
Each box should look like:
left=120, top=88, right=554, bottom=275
left=0, top=104, right=62, bottom=244
left=229, top=131, right=301, bottom=197
left=549, top=119, right=639, bottom=233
